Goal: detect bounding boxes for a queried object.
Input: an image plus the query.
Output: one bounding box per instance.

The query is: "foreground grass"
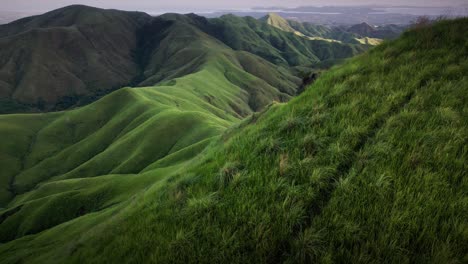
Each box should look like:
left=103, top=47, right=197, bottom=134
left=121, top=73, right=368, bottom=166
left=0, top=18, right=467, bottom=263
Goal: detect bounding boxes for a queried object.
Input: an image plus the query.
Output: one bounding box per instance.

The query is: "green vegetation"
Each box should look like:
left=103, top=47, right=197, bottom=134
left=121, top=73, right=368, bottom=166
left=0, top=15, right=466, bottom=264
left=210, top=14, right=366, bottom=67
left=288, top=20, right=358, bottom=43
left=261, top=13, right=351, bottom=44
left=0, top=5, right=152, bottom=112
left=0, top=6, right=365, bottom=113
left=262, top=14, right=405, bottom=46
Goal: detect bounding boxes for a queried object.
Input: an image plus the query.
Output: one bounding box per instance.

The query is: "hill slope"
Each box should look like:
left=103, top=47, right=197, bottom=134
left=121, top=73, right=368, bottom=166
left=0, top=5, right=152, bottom=112
left=0, top=24, right=302, bottom=206
left=261, top=13, right=341, bottom=40
left=260, top=13, right=298, bottom=33
left=0, top=18, right=466, bottom=263
left=0, top=6, right=366, bottom=113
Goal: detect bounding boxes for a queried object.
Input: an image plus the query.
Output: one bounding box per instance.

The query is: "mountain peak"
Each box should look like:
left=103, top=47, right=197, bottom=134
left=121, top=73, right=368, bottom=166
left=45, top=4, right=102, bottom=16
left=55, top=4, right=98, bottom=11
left=261, top=12, right=295, bottom=33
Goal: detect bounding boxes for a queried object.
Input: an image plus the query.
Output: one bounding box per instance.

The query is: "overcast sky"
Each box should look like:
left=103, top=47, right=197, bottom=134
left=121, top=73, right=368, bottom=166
left=1, top=0, right=467, bottom=12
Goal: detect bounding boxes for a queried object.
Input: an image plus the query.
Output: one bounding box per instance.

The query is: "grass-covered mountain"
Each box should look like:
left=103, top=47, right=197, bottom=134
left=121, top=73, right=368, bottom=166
left=261, top=13, right=405, bottom=47
left=0, top=16, right=466, bottom=263
left=0, top=6, right=152, bottom=113
left=261, top=13, right=357, bottom=44
left=0, top=6, right=366, bottom=113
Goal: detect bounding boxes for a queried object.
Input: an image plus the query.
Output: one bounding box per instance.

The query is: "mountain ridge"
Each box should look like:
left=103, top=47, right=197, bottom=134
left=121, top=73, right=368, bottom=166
left=260, top=13, right=398, bottom=46
left=0, top=6, right=367, bottom=114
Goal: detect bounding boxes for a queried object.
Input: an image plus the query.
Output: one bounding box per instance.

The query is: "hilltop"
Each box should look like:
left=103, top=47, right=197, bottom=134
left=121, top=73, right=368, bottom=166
left=0, top=17, right=466, bottom=263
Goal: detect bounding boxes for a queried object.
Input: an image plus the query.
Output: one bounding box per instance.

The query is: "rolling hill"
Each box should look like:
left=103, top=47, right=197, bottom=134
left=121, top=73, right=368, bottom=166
left=0, top=16, right=466, bottom=263
left=0, top=6, right=366, bottom=114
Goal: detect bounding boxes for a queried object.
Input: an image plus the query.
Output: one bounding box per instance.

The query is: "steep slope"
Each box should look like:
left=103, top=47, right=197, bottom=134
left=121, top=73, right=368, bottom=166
left=0, top=5, right=323, bottom=225
left=288, top=20, right=359, bottom=43
left=260, top=13, right=356, bottom=44
left=0, top=23, right=301, bottom=207
left=260, top=13, right=297, bottom=33
left=0, top=6, right=367, bottom=114
left=135, top=14, right=299, bottom=99
left=134, top=15, right=299, bottom=109
left=0, top=5, right=152, bottom=111
left=260, top=13, right=343, bottom=43
left=209, top=15, right=366, bottom=67
left=260, top=13, right=386, bottom=47
left=0, top=18, right=466, bottom=263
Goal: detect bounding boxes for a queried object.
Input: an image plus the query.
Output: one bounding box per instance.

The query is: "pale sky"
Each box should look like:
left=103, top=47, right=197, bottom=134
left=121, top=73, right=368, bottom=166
left=1, top=0, right=467, bottom=12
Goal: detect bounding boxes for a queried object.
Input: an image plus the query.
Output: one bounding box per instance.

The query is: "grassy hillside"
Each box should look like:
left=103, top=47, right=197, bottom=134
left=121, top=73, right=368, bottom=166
left=0, top=5, right=152, bottom=111
left=0, top=18, right=466, bottom=263
left=0, top=6, right=366, bottom=113
left=261, top=13, right=361, bottom=45
left=0, top=32, right=299, bottom=202
left=261, top=13, right=298, bottom=33
left=289, top=20, right=356, bottom=42
left=210, top=14, right=366, bottom=67
left=0, top=23, right=303, bottom=239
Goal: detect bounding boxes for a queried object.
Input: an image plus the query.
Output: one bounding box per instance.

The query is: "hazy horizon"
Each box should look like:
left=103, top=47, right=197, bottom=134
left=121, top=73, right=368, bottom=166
left=1, top=0, right=467, bottom=12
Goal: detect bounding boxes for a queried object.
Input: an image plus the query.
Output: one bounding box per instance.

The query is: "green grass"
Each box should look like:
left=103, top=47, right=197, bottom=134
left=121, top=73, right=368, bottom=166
left=0, top=18, right=467, bottom=263
left=0, top=25, right=308, bottom=246
left=210, top=15, right=366, bottom=67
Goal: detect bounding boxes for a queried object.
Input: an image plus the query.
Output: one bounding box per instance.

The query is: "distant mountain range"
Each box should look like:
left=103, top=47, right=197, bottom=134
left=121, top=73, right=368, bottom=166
left=260, top=13, right=404, bottom=46
left=246, top=5, right=468, bottom=25
left=0, top=6, right=372, bottom=114
left=346, top=22, right=404, bottom=39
